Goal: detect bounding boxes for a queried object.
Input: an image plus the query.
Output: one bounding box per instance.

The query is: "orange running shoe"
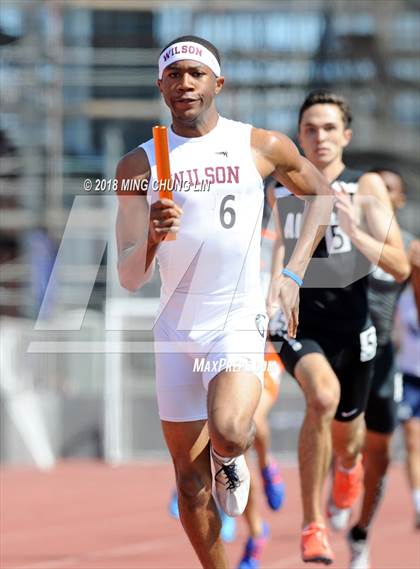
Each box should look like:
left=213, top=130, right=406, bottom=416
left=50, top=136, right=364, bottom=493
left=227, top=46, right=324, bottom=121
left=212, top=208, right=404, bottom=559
left=332, top=458, right=364, bottom=509
left=301, top=522, right=334, bottom=565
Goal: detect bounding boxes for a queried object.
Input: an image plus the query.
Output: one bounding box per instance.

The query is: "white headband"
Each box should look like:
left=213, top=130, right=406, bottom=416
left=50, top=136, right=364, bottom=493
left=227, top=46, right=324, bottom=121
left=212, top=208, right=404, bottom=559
left=158, top=41, right=221, bottom=79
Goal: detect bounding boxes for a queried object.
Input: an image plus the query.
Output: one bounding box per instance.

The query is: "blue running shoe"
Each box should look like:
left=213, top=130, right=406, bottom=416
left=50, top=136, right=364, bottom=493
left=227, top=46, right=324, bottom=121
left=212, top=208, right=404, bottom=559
left=261, top=459, right=285, bottom=511
left=220, top=511, right=236, bottom=543
left=238, top=522, right=270, bottom=569
left=169, top=490, right=179, bottom=519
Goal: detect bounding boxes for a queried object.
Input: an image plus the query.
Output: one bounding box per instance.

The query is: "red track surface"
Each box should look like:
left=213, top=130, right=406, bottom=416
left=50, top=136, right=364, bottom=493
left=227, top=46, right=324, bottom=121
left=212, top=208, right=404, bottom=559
left=1, top=461, right=419, bottom=569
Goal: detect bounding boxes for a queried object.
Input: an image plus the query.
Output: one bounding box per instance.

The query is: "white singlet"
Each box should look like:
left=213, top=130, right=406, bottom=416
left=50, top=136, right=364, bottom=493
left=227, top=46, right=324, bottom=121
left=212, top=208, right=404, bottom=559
left=139, top=116, right=267, bottom=421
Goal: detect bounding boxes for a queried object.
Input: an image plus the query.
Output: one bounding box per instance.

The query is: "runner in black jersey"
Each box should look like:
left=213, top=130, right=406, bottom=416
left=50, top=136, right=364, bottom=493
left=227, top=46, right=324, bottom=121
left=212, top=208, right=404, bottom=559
left=266, top=91, right=410, bottom=565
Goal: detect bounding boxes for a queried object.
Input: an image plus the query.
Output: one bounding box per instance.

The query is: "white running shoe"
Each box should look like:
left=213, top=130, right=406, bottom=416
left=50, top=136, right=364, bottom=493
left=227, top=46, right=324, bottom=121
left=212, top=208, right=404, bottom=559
left=327, top=497, right=351, bottom=531
left=210, top=449, right=250, bottom=517
left=347, top=532, right=370, bottom=569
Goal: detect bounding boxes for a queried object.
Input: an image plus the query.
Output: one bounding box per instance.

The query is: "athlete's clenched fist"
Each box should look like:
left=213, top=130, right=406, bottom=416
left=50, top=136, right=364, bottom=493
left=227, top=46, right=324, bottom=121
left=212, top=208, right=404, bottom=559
left=149, top=198, right=183, bottom=244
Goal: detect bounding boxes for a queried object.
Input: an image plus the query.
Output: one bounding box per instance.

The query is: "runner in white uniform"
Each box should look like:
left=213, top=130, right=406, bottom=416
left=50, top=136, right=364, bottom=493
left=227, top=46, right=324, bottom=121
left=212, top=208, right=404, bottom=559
left=115, top=35, right=334, bottom=569
left=140, top=117, right=267, bottom=421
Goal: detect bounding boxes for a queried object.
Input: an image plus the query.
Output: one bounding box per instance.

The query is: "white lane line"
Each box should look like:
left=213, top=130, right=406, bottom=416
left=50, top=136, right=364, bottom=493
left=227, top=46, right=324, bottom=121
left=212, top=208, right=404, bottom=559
left=2, top=509, right=163, bottom=543
left=13, top=535, right=181, bottom=569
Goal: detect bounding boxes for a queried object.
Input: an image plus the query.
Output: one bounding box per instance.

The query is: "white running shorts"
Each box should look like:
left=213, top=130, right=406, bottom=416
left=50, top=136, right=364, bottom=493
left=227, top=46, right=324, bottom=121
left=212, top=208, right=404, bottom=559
left=153, top=291, right=267, bottom=422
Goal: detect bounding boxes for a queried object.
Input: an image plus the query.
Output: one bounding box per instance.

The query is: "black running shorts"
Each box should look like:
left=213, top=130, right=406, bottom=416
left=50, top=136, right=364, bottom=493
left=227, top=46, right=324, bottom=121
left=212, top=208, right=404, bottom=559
left=365, top=342, right=398, bottom=434
left=269, top=325, right=377, bottom=423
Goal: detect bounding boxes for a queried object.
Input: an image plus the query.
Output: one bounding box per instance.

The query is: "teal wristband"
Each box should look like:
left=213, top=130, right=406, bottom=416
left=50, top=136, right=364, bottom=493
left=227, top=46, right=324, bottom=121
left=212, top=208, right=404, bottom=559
left=282, top=268, right=303, bottom=287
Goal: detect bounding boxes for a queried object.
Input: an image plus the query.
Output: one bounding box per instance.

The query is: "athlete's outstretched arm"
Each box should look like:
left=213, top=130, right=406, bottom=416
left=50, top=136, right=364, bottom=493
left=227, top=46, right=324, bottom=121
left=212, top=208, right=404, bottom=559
left=334, top=172, right=410, bottom=283
left=252, top=129, right=334, bottom=336
left=115, top=147, right=182, bottom=291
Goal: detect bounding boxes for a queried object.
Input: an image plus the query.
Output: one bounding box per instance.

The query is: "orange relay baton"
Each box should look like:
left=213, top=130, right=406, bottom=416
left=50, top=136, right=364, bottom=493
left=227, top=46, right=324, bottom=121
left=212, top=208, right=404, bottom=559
left=153, top=125, right=176, bottom=241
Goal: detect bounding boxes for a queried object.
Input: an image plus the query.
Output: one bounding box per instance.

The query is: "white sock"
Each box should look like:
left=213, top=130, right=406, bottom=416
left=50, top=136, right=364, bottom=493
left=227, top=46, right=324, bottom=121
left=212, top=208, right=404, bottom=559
left=413, top=488, right=420, bottom=512
left=211, top=447, right=235, bottom=464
